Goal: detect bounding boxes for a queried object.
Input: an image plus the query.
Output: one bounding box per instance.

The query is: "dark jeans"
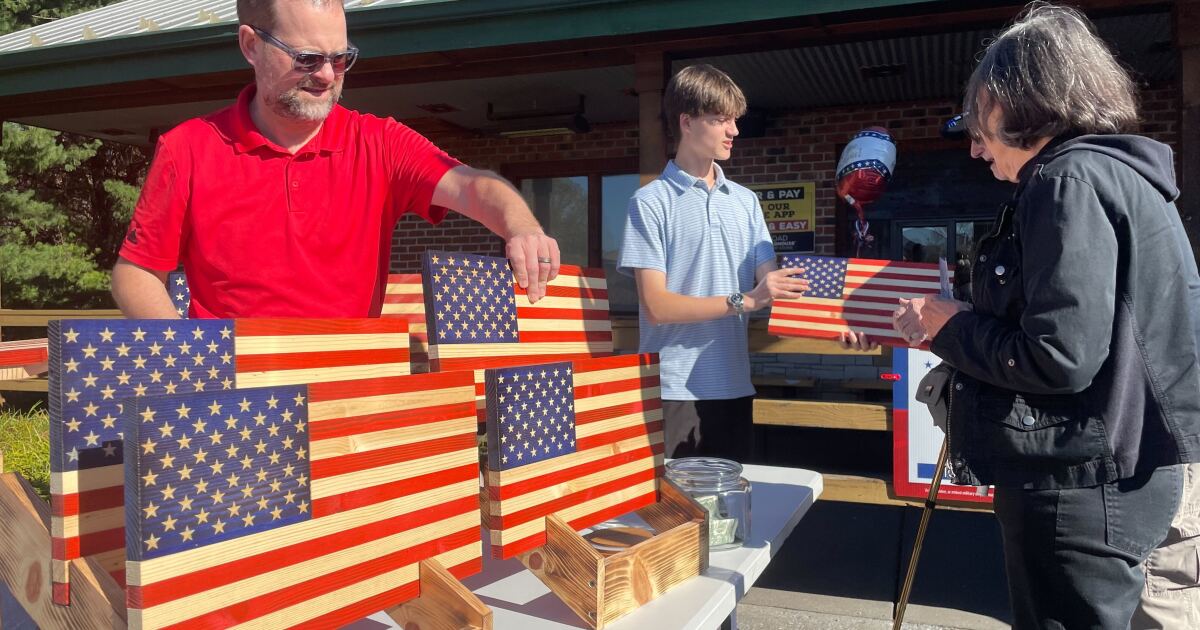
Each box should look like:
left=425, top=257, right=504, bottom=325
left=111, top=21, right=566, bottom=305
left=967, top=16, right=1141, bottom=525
left=993, top=464, right=1185, bottom=629
left=661, top=396, right=754, bottom=462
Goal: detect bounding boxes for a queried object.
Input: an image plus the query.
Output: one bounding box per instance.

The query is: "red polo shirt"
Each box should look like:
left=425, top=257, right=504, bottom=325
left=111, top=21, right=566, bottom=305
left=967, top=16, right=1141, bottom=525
left=119, top=84, right=460, bottom=318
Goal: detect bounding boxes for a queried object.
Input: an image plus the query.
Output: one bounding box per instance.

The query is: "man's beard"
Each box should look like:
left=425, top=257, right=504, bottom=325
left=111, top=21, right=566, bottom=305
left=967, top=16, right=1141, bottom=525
left=270, top=79, right=342, bottom=122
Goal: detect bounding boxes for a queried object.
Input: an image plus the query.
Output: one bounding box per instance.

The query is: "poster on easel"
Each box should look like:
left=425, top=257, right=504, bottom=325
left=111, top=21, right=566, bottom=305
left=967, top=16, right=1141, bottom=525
left=892, top=346, right=993, bottom=503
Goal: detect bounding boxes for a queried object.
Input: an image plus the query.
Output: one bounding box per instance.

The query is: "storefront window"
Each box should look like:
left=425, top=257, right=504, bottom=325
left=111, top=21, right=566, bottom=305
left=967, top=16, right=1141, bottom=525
left=601, top=174, right=641, bottom=314
left=519, top=176, right=589, bottom=267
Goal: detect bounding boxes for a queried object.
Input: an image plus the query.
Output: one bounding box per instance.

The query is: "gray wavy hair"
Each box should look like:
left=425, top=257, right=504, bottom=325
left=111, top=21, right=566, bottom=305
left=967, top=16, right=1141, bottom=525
left=963, top=2, right=1140, bottom=148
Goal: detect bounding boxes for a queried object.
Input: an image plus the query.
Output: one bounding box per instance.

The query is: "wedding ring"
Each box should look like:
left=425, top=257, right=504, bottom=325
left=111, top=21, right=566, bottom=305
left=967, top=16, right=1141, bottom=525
left=537, top=257, right=552, bottom=264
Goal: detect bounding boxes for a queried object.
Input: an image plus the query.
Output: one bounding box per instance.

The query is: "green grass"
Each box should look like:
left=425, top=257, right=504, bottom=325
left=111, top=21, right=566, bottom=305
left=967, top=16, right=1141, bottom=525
left=0, top=404, right=51, bottom=500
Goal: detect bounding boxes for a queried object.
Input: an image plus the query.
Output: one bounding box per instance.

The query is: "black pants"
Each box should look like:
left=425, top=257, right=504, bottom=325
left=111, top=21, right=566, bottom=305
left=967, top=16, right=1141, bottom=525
left=993, top=464, right=1184, bottom=629
left=661, top=396, right=754, bottom=462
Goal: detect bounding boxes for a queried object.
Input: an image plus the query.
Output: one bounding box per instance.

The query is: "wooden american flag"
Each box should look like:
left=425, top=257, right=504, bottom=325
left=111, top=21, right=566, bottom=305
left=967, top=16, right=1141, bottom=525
left=47, top=318, right=409, bottom=605
left=420, top=250, right=614, bottom=422
left=767, top=254, right=944, bottom=348
left=482, top=353, right=664, bottom=558
left=383, top=273, right=429, bottom=373
left=121, top=370, right=481, bottom=629
left=0, top=337, right=48, bottom=380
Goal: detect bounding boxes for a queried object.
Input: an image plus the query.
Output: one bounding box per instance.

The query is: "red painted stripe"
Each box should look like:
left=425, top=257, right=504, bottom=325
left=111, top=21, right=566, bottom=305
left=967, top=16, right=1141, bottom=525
left=0, top=345, right=48, bottom=366
left=52, top=527, right=124, bottom=560
left=847, top=258, right=942, bottom=270
left=307, top=371, right=473, bottom=401
left=432, top=352, right=604, bottom=372
left=235, top=348, right=409, bottom=373
left=574, top=375, right=659, bottom=400
left=493, top=491, right=658, bottom=559
left=145, top=528, right=482, bottom=628
left=575, top=399, right=661, bottom=427
left=130, top=496, right=478, bottom=609
left=516, top=307, right=610, bottom=321
left=517, top=331, right=612, bottom=343
left=235, top=319, right=406, bottom=336
left=490, top=442, right=664, bottom=501
left=53, top=582, right=70, bottom=606
left=773, top=301, right=900, bottom=317
left=488, top=468, right=657, bottom=530
left=52, top=484, right=124, bottom=518
left=843, top=280, right=940, bottom=294
left=573, top=353, right=657, bottom=373
left=293, top=557, right=481, bottom=629
left=313, top=464, right=478, bottom=517
left=311, top=433, right=476, bottom=479
left=382, top=294, right=423, bottom=304
left=577, top=420, right=663, bottom=452
left=514, top=284, right=608, bottom=300
left=309, top=401, right=477, bottom=441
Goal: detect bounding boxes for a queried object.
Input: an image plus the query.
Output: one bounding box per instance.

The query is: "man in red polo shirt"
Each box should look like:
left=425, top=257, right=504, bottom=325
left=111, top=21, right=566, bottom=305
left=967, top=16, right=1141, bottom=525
left=112, top=0, right=559, bottom=319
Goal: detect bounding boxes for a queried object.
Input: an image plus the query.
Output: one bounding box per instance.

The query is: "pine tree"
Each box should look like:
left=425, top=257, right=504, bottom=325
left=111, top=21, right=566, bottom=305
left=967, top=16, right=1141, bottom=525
left=1, top=0, right=141, bottom=308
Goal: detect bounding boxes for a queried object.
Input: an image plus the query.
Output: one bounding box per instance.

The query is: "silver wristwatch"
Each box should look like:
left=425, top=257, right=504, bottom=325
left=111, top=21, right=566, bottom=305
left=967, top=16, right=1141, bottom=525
left=727, top=293, right=745, bottom=314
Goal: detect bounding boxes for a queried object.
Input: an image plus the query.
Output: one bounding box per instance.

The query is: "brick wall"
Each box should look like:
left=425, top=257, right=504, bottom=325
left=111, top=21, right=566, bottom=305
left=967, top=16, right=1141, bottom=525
left=391, top=84, right=1179, bottom=272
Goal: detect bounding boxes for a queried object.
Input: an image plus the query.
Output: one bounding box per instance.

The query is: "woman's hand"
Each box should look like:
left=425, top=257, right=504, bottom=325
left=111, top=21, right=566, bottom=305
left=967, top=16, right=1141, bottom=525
left=837, top=330, right=879, bottom=352
left=893, top=295, right=972, bottom=346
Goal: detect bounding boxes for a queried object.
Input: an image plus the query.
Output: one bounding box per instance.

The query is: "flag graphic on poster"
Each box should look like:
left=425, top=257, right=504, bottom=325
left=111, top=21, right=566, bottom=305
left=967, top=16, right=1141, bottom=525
left=383, top=273, right=429, bottom=373
left=47, top=318, right=408, bottom=604
left=483, top=354, right=663, bottom=558
left=768, top=254, right=943, bottom=348
left=123, top=370, right=481, bottom=628
left=168, top=272, right=190, bottom=318
left=422, top=250, right=613, bottom=421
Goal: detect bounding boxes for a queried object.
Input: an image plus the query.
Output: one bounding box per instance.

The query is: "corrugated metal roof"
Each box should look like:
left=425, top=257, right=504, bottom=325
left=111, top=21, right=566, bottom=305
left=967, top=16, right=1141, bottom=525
left=682, top=11, right=1176, bottom=109
left=0, top=0, right=439, bottom=53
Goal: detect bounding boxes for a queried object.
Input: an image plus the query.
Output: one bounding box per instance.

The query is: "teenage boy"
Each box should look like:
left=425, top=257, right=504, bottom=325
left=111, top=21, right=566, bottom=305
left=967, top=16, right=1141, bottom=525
left=618, top=64, right=808, bottom=461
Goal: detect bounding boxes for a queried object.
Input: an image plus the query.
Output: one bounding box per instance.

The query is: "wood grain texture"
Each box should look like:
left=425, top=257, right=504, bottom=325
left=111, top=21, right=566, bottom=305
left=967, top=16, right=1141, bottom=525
left=0, top=472, right=126, bottom=629
left=753, top=399, right=891, bottom=431
left=600, top=519, right=703, bottom=626
left=386, top=558, right=492, bottom=630
left=821, top=474, right=991, bottom=512
left=519, top=514, right=603, bottom=627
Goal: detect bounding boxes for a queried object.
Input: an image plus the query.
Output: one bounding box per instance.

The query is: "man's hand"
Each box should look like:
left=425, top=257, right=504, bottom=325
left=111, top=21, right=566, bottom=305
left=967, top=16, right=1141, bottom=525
left=892, top=295, right=972, bottom=346
left=506, top=232, right=560, bottom=303
left=743, top=267, right=810, bottom=312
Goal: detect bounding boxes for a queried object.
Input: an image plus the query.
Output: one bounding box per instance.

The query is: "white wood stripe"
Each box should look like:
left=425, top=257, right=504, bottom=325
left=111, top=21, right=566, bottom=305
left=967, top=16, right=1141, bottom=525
left=128, top=478, right=479, bottom=583
left=131, top=512, right=480, bottom=628
left=234, top=333, right=407, bottom=355
left=307, top=385, right=475, bottom=422
left=771, top=308, right=894, bottom=325
left=52, top=506, right=123, bottom=538
left=770, top=320, right=903, bottom=338
left=847, top=262, right=941, bottom=277
left=845, top=277, right=943, bottom=290
left=52, top=465, right=123, bottom=495
left=311, top=416, right=476, bottom=462
left=839, top=287, right=939, bottom=300
left=575, top=387, right=660, bottom=414
left=572, top=364, right=658, bottom=388
left=236, top=362, right=411, bottom=388
left=429, top=341, right=614, bottom=359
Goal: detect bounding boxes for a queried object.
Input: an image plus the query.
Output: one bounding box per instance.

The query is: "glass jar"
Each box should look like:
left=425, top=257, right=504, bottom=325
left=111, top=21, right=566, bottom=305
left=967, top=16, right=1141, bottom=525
left=664, top=457, right=751, bottom=551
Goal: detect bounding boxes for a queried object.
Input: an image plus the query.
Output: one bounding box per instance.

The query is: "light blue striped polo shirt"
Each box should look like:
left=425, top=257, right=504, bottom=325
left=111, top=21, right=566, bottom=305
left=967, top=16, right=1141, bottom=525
left=618, top=161, right=775, bottom=401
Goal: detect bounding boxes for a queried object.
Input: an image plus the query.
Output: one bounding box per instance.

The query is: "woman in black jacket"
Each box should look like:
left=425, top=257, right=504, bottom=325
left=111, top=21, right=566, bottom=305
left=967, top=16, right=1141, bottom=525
left=892, top=4, right=1200, bottom=628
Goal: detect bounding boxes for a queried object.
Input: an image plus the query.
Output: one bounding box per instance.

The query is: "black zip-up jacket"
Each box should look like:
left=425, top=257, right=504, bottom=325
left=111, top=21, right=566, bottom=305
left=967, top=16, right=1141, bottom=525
left=930, top=134, right=1200, bottom=489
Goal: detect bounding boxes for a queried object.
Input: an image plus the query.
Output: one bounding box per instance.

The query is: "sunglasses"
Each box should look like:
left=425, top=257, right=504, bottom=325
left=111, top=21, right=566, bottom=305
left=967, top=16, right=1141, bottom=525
left=251, top=26, right=359, bottom=75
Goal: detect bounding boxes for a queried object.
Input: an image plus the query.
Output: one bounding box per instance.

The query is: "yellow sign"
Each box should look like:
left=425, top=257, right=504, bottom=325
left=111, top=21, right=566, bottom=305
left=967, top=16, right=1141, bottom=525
left=749, top=182, right=816, bottom=253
